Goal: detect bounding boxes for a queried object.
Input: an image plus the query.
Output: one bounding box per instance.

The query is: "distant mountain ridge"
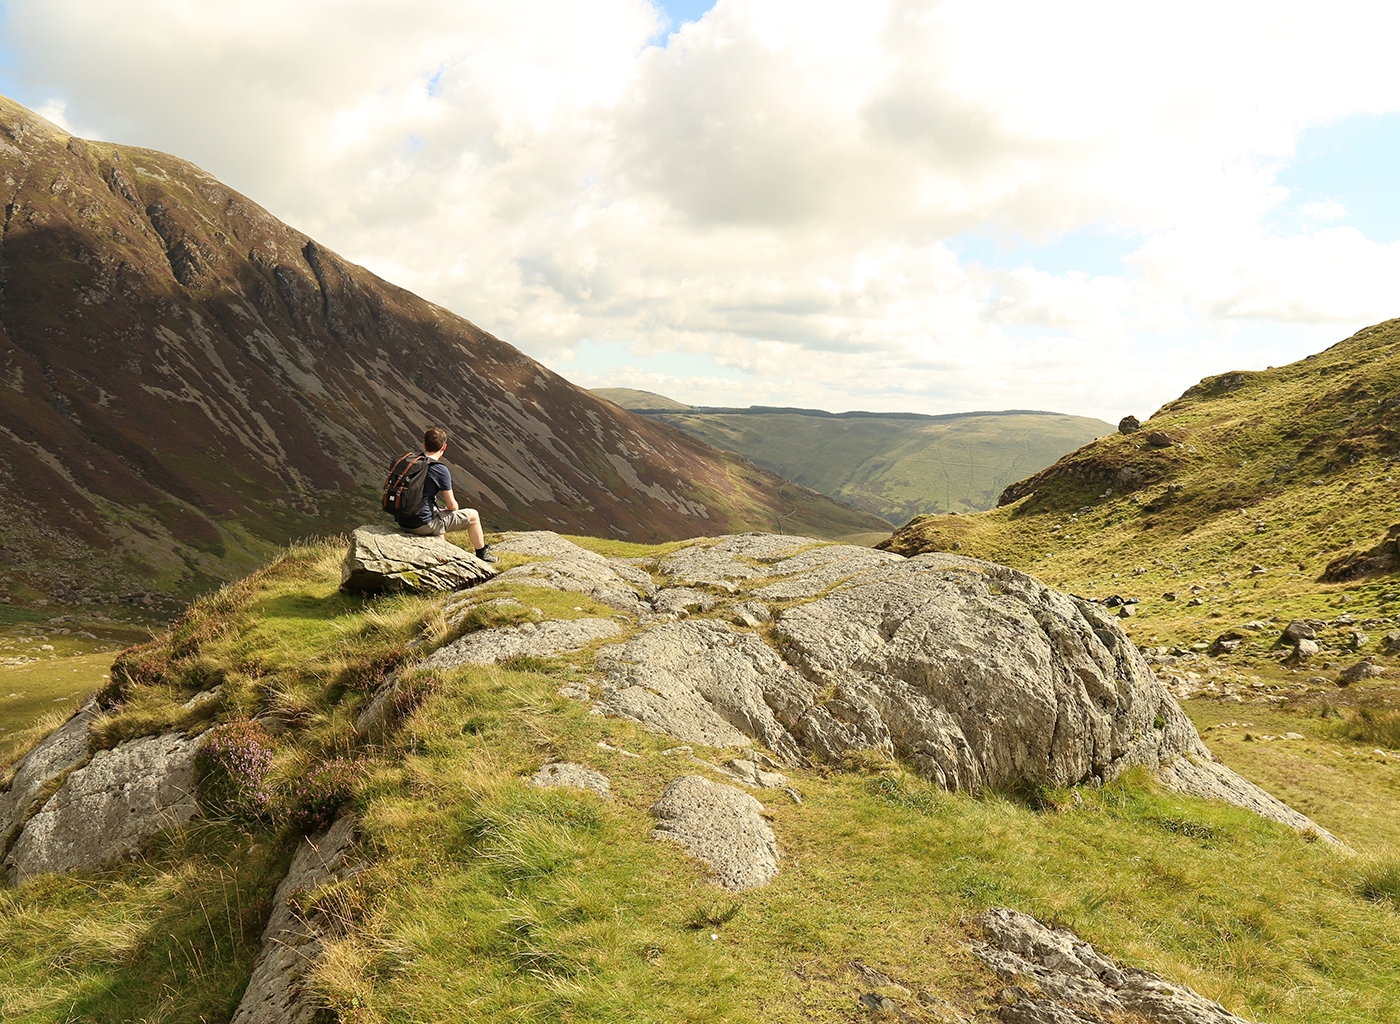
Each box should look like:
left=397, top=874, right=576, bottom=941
left=592, top=388, right=1111, bottom=524
left=0, top=97, right=885, bottom=609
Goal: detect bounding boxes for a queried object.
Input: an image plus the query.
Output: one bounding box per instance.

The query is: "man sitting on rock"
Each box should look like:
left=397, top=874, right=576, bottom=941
left=397, top=427, right=498, bottom=563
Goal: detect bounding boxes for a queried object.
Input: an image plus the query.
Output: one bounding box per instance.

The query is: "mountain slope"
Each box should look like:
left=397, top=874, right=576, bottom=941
left=0, top=97, right=885, bottom=610
left=591, top=391, right=1109, bottom=524
left=880, top=319, right=1400, bottom=663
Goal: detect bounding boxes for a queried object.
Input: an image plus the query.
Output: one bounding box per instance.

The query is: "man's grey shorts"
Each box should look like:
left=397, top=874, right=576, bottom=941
left=408, top=508, right=478, bottom=537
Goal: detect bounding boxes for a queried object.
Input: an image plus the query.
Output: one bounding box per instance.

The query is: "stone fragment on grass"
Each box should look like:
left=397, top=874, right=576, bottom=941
left=1281, top=619, right=1316, bottom=644
left=341, top=525, right=495, bottom=594
left=1118, top=415, right=1140, bottom=434
left=1145, top=431, right=1174, bottom=447
left=422, top=618, right=622, bottom=669
left=1293, top=638, right=1320, bottom=661
left=650, top=775, right=778, bottom=890
left=6, top=732, right=204, bottom=884
left=232, top=816, right=358, bottom=1024
left=530, top=762, right=611, bottom=799
left=1338, top=658, right=1384, bottom=686
left=721, top=758, right=789, bottom=789
left=971, top=908, right=1259, bottom=1024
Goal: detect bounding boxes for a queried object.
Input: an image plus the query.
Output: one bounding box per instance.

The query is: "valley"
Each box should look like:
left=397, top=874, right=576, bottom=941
left=593, top=389, right=1111, bottom=525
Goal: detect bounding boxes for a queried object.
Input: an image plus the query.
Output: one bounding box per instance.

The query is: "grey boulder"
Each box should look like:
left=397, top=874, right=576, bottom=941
left=650, top=775, right=778, bottom=890
left=0, top=700, right=99, bottom=849
left=341, top=525, right=494, bottom=594
left=6, top=732, right=204, bottom=884
left=774, top=554, right=1202, bottom=792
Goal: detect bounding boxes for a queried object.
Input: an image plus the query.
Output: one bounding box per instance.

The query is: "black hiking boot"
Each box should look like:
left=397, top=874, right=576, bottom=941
left=476, top=545, right=499, bottom=564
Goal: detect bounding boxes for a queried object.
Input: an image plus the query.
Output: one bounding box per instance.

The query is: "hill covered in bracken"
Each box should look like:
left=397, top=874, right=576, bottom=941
left=0, top=96, right=884, bottom=611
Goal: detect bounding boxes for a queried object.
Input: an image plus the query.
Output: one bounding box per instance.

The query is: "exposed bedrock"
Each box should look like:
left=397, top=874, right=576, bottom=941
left=0, top=700, right=100, bottom=850
left=232, top=816, right=359, bottom=1024
left=568, top=539, right=1334, bottom=843
left=774, top=553, right=1204, bottom=793
left=971, top=907, right=1259, bottom=1024
left=6, top=731, right=204, bottom=884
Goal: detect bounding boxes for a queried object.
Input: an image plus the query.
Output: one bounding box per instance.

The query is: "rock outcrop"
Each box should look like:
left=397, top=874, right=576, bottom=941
left=232, top=816, right=359, bottom=1024
left=446, top=533, right=1337, bottom=843
left=6, top=732, right=203, bottom=884
left=596, top=620, right=811, bottom=762
left=0, top=700, right=99, bottom=848
left=650, top=775, right=778, bottom=891
left=971, top=908, right=1258, bottom=1024
left=423, top=618, right=622, bottom=669
left=341, top=526, right=496, bottom=594
left=1154, top=757, right=1342, bottom=846
left=493, top=531, right=655, bottom=613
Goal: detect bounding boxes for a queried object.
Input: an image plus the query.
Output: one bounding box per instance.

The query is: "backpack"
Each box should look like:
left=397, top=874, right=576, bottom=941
left=382, top=452, right=431, bottom=522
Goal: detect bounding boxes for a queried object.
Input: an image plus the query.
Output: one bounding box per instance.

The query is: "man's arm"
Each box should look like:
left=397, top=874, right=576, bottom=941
left=438, top=488, right=460, bottom=511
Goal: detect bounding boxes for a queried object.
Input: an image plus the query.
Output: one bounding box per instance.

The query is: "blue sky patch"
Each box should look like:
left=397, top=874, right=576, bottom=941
left=1275, top=112, right=1400, bottom=243
left=947, top=227, right=1141, bottom=279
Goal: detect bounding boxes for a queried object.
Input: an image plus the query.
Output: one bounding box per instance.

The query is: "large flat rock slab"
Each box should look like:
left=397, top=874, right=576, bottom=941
left=232, top=816, right=359, bottom=1023
left=752, top=544, right=904, bottom=600
left=6, top=732, right=203, bottom=884
left=494, top=532, right=653, bottom=613
left=658, top=533, right=821, bottom=587
left=341, top=525, right=495, bottom=594
left=650, top=775, right=778, bottom=890
left=595, top=620, right=814, bottom=762
left=422, top=618, right=623, bottom=669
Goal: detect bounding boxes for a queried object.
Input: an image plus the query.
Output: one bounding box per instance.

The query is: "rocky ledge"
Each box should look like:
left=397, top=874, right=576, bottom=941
left=341, top=525, right=496, bottom=594
left=443, top=531, right=1339, bottom=850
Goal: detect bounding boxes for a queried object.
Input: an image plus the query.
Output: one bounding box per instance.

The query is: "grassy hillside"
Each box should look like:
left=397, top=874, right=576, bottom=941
left=1, top=537, right=1397, bottom=1023
left=590, top=393, right=1110, bottom=524
left=881, top=320, right=1400, bottom=786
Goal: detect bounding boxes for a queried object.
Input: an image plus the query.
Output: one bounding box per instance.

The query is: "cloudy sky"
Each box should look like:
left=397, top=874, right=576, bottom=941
left=3, top=0, right=1398, bottom=422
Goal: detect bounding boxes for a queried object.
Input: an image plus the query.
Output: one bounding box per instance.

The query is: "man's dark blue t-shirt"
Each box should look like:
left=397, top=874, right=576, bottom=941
left=399, top=459, right=452, bottom=528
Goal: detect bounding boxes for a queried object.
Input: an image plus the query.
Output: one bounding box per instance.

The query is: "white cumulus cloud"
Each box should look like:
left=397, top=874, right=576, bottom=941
left=4, top=0, right=1400, bottom=421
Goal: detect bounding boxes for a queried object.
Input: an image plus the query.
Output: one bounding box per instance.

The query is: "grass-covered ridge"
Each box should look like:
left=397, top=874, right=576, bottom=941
left=0, top=537, right=1397, bottom=1022
left=882, top=319, right=1400, bottom=642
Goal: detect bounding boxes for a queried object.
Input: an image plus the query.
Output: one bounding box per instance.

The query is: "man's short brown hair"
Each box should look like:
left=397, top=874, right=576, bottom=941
left=423, top=427, right=448, bottom=452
